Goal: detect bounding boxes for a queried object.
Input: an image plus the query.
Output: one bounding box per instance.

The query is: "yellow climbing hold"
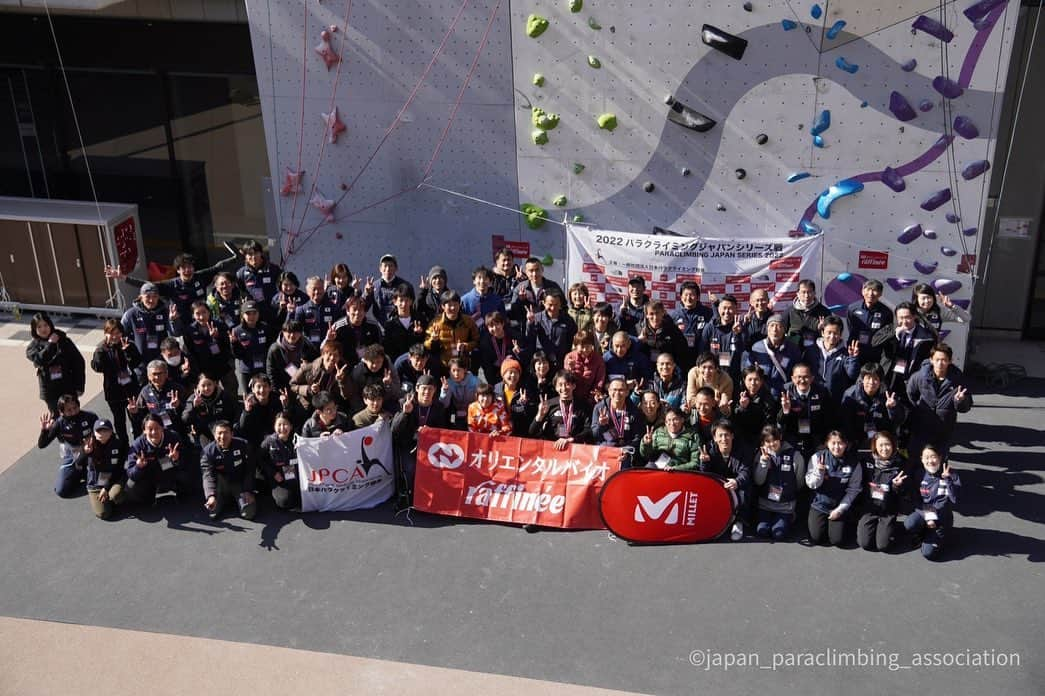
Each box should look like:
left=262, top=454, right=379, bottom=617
left=526, top=14, right=549, bottom=38
left=597, top=113, right=617, bottom=130
left=532, top=107, right=560, bottom=131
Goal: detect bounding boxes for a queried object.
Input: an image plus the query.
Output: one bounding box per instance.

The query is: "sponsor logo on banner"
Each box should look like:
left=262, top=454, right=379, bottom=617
left=492, top=235, right=530, bottom=260
left=858, top=250, right=889, bottom=269
left=769, top=256, right=802, bottom=270
left=297, top=424, right=394, bottom=512
left=583, top=262, right=605, bottom=273
left=414, top=428, right=621, bottom=529
left=776, top=271, right=801, bottom=283
left=634, top=491, right=698, bottom=525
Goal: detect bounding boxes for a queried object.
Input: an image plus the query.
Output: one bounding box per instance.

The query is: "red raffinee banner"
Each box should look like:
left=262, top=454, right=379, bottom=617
left=414, top=428, right=622, bottom=529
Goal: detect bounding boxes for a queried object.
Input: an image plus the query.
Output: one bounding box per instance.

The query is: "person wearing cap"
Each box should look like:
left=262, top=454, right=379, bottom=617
left=266, top=320, right=319, bottom=393
left=105, top=247, right=241, bottom=320
left=391, top=374, right=449, bottom=508
left=230, top=298, right=275, bottom=398
left=75, top=419, right=128, bottom=519
left=741, top=314, right=802, bottom=399
left=201, top=420, right=257, bottom=520
left=365, top=254, right=413, bottom=325
left=120, top=282, right=176, bottom=377
left=417, top=265, right=449, bottom=324
left=529, top=369, right=593, bottom=447
left=38, top=393, right=98, bottom=497
left=235, top=240, right=283, bottom=324
left=492, top=356, right=532, bottom=435
left=424, top=290, right=480, bottom=368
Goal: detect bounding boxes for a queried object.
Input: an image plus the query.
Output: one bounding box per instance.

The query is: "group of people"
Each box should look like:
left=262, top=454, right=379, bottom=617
left=27, top=241, right=973, bottom=558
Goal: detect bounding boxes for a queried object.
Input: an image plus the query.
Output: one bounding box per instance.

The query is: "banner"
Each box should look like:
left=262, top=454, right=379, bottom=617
left=296, top=422, right=394, bottom=512
left=599, top=469, right=736, bottom=544
left=565, top=225, right=823, bottom=312
left=414, top=428, right=622, bottom=529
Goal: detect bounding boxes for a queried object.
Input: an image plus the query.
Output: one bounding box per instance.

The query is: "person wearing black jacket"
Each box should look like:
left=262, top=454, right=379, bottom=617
left=731, top=365, right=779, bottom=443
left=181, top=373, right=239, bottom=448
left=259, top=412, right=301, bottom=510
left=805, top=431, right=863, bottom=547
left=591, top=378, right=643, bottom=466
left=856, top=431, right=907, bottom=552
left=266, top=320, right=319, bottom=393
left=838, top=364, right=908, bottom=450
left=236, top=240, right=282, bottom=325
left=128, top=360, right=190, bottom=435
left=634, top=301, right=688, bottom=368
left=238, top=374, right=298, bottom=442
left=91, top=319, right=142, bottom=445
left=785, top=280, right=832, bottom=350
left=382, top=286, right=428, bottom=362
left=702, top=419, right=752, bottom=541
left=124, top=414, right=193, bottom=505
left=529, top=370, right=593, bottom=447
left=778, top=363, right=833, bottom=459
left=74, top=419, right=128, bottom=519
left=872, top=301, right=934, bottom=397
left=391, top=375, right=450, bottom=507
left=230, top=300, right=274, bottom=397
left=26, top=312, right=86, bottom=415
left=176, top=301, right=234, bottom=396
left=38, top=394, right=98, bottom=497
left=201, top=421, right=257, bottom=520
left=393, top=344, right=446, bottom=397
left=119, top=285, right=176, bottom=377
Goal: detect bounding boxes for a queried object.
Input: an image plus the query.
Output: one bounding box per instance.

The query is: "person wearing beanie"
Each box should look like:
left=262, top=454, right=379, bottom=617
left=418, top=265, right=448, bottom=324
left=741, top=313, right=801, bottom=399
left=493, top=356, right=531, bottom=435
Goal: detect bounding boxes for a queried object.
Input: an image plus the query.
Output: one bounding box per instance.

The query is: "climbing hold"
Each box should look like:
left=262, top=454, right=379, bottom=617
left=310, top=192, right=335, bottom=222
left=597, top=113, right=618, bottom=131
left=588, top=56, right=602, bottom=69
left=801, top=220, right=821, bottom=235
left=881, top=167, right=906, bottom=193
left=701, top=24, right=748, bottom=60
left=552, top=195, right=568, bottom=207
left=573, top=163, right=585, bottom=174
left=941, top=246, right=958, bottom=257
left=588, top=17, right=601, bottom=30
left=532, top=107, right=560, bottom=130
left=962, top=159, right=991, bottom=180
left=933, top=278, right=962, bottom=295
left=817, top=179, right=864, bottom=219
left=541, top=254, right=555, bottom=267
left=755, top=133, right=769, bottom=145
left=963, top=227, right=978, bottom=237
left=610, top=26, right=615, bottom=33
left=953, top=115, right=979, bottom=139
left=889, top=92, right=917, bottom=121
left=569, top=0, right=582, bottom=12
left=923, top=228, right=938, bottom=240
left=735, top=168, right=746, bottom=180
left=837, top=272, right=852, bottom=282
left=681, top=167, right=691, bottom=176
left=835, top=57, right=859, bottom=74
left=886, top=277, right=918, bottom=291
left=918, top=99, right=935, bottom=112
left=572, top=214, right=585, bottom=222
left=825, top=20, right=846, bottom=39
left=860, top=101, right=868, bottom=108
left=321, top=107, right=346, bottom=144
left=921, top=189, right=952, bottom=211
left=781, top=19, right=798, bottom=30
left=643, top=182, right=655, bottom=193
left=810, top=110, right=831, bottom=136
left=526, top=14, right=549, bottom=38
left=716, top=203, right=727, bottom=211
left=787, top=172, right=811, bottom=183
left=897, top=224, right=922, bottom=245
left=964, top=0, right=1006, bottom=24
left=531, top=130, right=549, bottom=146
left=810, top=4, right=822, bottom=19
left=743, top=1, right=753, bottom=11
left=520, top=203, right=547, bottom=229
left=934, top=134, right=955, bottom=150
left=279, top=168, right=304, bottom=196
left=973, top=15, right=997, bottom=30
left=901, top=58, right=917, bottom=72
left=334, top=231, right=343, bottom=240
left=946, top=212, right=960, bottom=223
left=933, top=76, right=964, bottom=99
left=912, top=15, right=954, bottom=42
left=665, top=95, right=716, bottom=132
left=532, top=73, right=545, bottom=87
left=314, top=30, right=340, bottom=70
left=813, top=135, right=825, bottom=148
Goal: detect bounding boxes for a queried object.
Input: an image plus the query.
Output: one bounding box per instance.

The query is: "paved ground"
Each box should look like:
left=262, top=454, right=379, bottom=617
left=0, top=315, right=1042, bottom=695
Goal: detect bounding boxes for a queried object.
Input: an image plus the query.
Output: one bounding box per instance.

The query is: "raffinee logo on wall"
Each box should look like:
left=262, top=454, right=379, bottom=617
left=858, top=250, right=889, bottom=269
left=427, top=442, right=465, bottom=469
left=634, top=491, right=698, bottom=526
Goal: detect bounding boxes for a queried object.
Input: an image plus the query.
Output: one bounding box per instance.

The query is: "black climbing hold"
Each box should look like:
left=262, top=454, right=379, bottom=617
left=743, top=1, right=753, bottom=10
left=665, top=95, right=716, bottom=132
left=716, top=203, right=726, bottom=211
left=756, top=133, right=768, bottom=145
left=701, top=24, right=748, bottom=60
left=735, top=168, right=747, bottom=180
left=797, top=123, right=804, bottom=130
left=681, top=167, right=691, bottom=176
left=609, top=25, right=615, bottom=33
left=805, top=25, right=812, bottom=33
left=643, top=181, right=655, bottom=192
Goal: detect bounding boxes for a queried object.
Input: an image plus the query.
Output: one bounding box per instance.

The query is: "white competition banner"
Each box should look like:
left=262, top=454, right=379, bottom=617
left=296, top=422, right=394, bottom=512
left=565, top=225, right=823, bottom=311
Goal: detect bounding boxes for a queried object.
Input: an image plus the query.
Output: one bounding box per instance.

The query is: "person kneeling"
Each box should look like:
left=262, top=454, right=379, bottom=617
left=201, top=421, right=257, bottom=520
left=76, top=419, right=127, bottom=519
left=805, top=431, right=862, bottom=547
left=467, top=383, right=512, bottom=436
left=904, top=445, right=960, bottom=560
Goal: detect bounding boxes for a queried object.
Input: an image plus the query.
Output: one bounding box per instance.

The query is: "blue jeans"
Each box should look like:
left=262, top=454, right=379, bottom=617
left=756, top=510, right=791, bottom=540
left=54, top=443, right=83, bottom=498
left=904, top=508, right=951, bottom=559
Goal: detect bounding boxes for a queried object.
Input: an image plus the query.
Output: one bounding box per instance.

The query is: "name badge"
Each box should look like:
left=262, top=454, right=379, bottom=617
left=871, top=483, right=886, bottom=500
left=147, top=338, right=159, bottom=350
left=654, top=453, right=672, bottom=470
left=49, top=366, right=63, bottom=380
left=893, top=359, right=907, bottom=374
left=870, top=321, right=881, bottom=330
left=859, top=332, right=870, bottom=344
left=685, top=335, right=695, bottom=348
left=156, top=323, right=165, bottom=332
left=263, top=276, right=272, bottom=284
left=253, top=359, right=265, bottom=369
left=803, top=338, right=814, bottom=347
left=159, top=457, right=174, bottom=471
left=160, top=412, right=172, bottom=427
left=96, top=472, right=112, bottom=487
left=923, top=509, right=938, bottom=522
left=285, top=364, right=299, bottom=378
left=718, top=351, right=732, bottom=368
left=768, top=485, right=783, bottom=501
left=798, top=418, right=811, bottom=434
left=117, top=370, right=132, bottom=385
left=780, top=463, right=791, bottom=472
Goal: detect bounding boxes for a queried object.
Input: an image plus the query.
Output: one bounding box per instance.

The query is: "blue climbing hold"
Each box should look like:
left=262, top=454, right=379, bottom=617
left=801, top=219, right=822, bottom=235
left=941, top=246, right=958, bottom=257
left=813, top=135, right=825, bottom=148
left=817, top=178, right=864, bottom=219
left=787, top=172, right=812, bottom=183
left=826, top=20, right=846, bottom=39
left=918, top=99, right=935, bottom=113
left=835, top=57, right=858, bottom=74
left=811, top=110, right=831, bottom=136
left=810, top=4, right=822, bottom=19
left=897, top=224, right=922, bottom=245
left=782, top=19, right=798, bottom=30
left=837, top=272, right=852, bottom=282
left=860, top=101, right=868, bottom=108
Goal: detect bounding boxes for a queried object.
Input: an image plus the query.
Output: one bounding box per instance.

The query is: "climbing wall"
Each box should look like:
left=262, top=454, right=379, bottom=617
left=245, top=0, right=1020, bottom=360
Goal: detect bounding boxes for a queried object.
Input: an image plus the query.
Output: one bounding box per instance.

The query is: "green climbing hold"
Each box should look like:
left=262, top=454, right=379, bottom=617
left=531, top=130, right=549, bottom=146
left=573, top=163, right=585, bottom=174
left=531, top=107, right=560, bottom=131
left=597, top=113, right=617, bottom=131
left=526, top=14, right=549, bottom=38
left=520, top=203, right=547, bottom=229
left=541, top=254, right=555, bottom=267
left=552, top=195, right=568, bottom=207
left=587, top=56, right=601, bottom=69
left=572, top=214, right=585, bottom=222
left=569, top=0, right=582, bottom=12
left=532, top=73, right=545, bottom=87
left=588, top=17, right=601, bottom=30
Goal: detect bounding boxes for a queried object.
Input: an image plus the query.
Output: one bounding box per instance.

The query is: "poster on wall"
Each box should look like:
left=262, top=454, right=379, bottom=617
left=564, top=225, right=823, bottom=312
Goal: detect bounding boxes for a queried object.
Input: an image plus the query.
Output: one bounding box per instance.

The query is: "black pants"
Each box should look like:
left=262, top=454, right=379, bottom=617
left=857, top=511, right=896, bottom=551
left=808, top=508, right=847, bottom=546
left=106, top=398, right=131, bottom=446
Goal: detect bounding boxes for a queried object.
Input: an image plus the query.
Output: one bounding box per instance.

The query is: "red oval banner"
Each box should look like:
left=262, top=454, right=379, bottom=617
left=599, top=469, right=736, bottom=544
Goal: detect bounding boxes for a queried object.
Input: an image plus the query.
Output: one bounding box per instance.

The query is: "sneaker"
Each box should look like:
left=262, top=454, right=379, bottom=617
left=730, top=522, right=744, bottom=541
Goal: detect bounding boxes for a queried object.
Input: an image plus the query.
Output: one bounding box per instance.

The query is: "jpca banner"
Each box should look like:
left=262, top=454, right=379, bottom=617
left=565, top=224, right=823, bottom=312
left=296, top=422, right=394, bottom=512
left=414, top=428, right=622, bottom=529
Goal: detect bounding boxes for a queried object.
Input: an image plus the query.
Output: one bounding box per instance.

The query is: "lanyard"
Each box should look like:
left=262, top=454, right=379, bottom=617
left=608, top=404, right=626, bottom=440
left=418, top=405, right=431, bottom=427
left=492, top=335, right=508, bottom=365
left=561, top=400, right=574, bottom=434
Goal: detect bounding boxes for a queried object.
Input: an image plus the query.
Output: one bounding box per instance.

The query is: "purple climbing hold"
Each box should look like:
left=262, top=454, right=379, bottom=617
left=836, top=57, right=859, bottom=74
left=897, top=224, right=923, bottom=245
left=881, top=167, right=906, bottom=193
left=923, top=228, right=938, bottom=240
left=918, top=99, right=935, bottom=113
left=825, top=20, right=846, bottom=39
left=889, top=91, right=917, bottom=122
left=811, top=109, right=831, bottom=136
left=973, top=14, right=997, bottom=31
left=901, top=58, right=917, bottom=72
left=811, top=3, right=822, bottom=19
left=887, top=277, right=918, bottom=292
left=946, top=212, right=960, bottom=223
left=934, top=134, right=955, bottom=150
left=782, top=19, right=798, bottom=30
left=933, top=278, right=962, bottom=295
left=933, top=76, right=964, bottom=99
left=914, top=260, right=939, bottom=275
left=963, top=227, right=977, bottom=237
left=941, top=246, right=958, bottom=257
left=787, top=172, right=812, bottom=183
left=964, top=0, right=1006, bottom=24
left=962, top=159, right=991, bottom=180
left=921, top=188, right=952, bottom=211
left=953, top=115, right=979, bottom=139
left=912, top=15, right=954, bottom=43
